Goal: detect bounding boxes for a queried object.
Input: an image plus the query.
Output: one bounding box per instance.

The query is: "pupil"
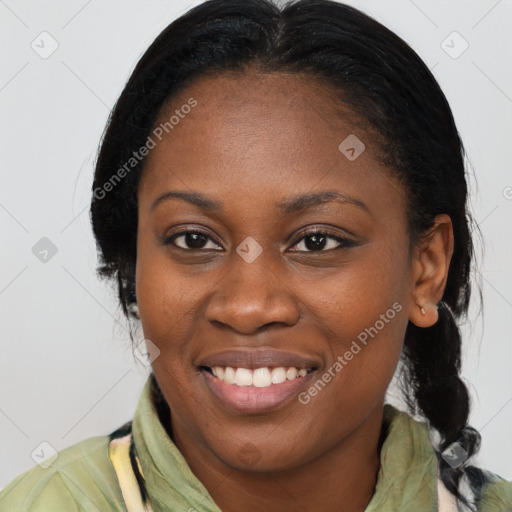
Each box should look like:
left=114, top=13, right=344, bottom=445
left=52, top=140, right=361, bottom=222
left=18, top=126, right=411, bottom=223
left=187, top=233, right=207, bottom=249
left=305, top=234, right=326, bottom=251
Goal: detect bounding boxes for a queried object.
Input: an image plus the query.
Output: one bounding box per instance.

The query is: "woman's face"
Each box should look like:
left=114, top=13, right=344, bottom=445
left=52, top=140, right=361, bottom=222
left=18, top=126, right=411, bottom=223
left=136, top=70, right=417, bottom=472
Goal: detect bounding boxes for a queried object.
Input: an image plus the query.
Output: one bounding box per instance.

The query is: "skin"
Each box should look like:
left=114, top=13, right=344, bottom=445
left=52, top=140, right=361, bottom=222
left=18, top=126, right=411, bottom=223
left=135, top=69, right=454, bottom=512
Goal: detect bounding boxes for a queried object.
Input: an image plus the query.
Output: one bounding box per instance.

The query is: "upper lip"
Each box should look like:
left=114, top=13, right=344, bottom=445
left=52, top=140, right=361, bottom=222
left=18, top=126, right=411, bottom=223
left=198, top=348, right=320, bottom=370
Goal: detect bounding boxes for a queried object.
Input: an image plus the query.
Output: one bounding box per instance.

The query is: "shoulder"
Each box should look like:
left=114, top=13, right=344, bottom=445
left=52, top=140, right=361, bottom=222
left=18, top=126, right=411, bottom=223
left=478, top=471, right=512, bottom=511
left=0, top=434, right=125, bottom=512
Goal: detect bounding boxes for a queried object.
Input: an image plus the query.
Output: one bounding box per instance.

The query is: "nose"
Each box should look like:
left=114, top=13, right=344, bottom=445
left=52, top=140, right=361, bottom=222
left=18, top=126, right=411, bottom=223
left=204, top=249, right=300, bottom=335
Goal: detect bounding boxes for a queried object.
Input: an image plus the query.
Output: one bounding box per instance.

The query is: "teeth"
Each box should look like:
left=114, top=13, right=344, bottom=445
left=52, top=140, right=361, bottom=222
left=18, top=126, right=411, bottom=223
left=253, top=368, right=271, bottom=388
left=224, top=366, right=236, bottom=384
left=286, top=367, right=298, bottom=380
left=210, top=366, right=310, bottom=388
left=234, top=368, right=253, bottom=386
left=271, top=367, right=286, bottom=384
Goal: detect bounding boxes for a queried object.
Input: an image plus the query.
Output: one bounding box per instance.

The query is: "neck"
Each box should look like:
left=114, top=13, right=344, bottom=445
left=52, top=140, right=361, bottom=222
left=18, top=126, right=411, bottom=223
left=170, top=405, right=384, bottom=512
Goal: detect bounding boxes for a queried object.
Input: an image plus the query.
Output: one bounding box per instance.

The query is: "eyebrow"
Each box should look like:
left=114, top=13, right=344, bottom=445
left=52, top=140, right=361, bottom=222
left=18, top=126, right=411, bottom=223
left=150, top=190, right=369, bottom=214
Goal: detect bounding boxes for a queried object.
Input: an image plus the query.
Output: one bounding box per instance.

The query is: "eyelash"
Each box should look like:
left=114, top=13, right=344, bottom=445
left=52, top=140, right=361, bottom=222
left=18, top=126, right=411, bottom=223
left=163, top=228, right=356, bottom=253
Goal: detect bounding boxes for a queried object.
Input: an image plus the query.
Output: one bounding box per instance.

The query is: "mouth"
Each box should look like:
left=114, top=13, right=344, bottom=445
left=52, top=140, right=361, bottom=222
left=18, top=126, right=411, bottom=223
left=197, top=348, right=321, bottom=414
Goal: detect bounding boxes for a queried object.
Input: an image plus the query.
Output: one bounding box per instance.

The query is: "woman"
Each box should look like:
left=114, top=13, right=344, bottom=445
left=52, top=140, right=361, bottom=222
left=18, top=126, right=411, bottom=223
left=1, top=0, right=510, bottom=511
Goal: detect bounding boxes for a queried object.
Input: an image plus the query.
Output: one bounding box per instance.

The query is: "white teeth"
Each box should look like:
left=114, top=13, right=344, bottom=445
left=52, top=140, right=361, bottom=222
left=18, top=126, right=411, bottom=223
left=253, top=368, right=272, bottom=387
left=209, top=366, right=311, bottom=387
left=271, top=367, right=286, bottom=384
left=223, top=366, right=236, bottom=384
left=286, top=367, right=298, bottom=380
left=213, top=366, right=224, bottom=380
left=234, top=367, right=253, bottom=386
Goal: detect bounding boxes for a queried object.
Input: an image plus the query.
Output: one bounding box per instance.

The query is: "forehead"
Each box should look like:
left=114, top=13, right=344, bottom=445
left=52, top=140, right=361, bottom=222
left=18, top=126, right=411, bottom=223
left=138, top=70, right=406, bottom=222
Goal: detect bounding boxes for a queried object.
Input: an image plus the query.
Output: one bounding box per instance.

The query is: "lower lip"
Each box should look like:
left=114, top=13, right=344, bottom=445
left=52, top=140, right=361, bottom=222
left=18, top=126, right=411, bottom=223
left=201, top=368, right=316, bottom=414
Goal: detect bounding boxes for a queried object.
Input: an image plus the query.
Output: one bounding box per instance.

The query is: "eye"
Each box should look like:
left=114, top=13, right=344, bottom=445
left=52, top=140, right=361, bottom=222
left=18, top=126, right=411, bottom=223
left=288, top=229, right=357, bottom=252
left=164, top=229, right=222, bottom=251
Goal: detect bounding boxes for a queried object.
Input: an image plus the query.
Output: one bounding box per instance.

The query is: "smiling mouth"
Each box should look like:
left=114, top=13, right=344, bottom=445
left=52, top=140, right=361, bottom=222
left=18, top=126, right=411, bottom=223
left=200, top=365, right=317, bottom=388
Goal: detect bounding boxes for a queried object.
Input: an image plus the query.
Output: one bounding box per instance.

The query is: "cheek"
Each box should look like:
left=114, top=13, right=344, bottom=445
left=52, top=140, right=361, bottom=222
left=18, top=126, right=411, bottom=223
left=298, top=296, right=406, bottom=439
left=302, top=246, right=409, bottom=341
left=135, top=231, right=187, bottom=357
left=135, top=235, right=222, bottom=370
left=320, top=299, right=405, bottom=402
left=298, top=257, right=409, bottom=408
left=135, top=248, right=207, bottom=421
left=136, top=223, right=185, bottom=322
left=136, top=265, right=195, bottom=360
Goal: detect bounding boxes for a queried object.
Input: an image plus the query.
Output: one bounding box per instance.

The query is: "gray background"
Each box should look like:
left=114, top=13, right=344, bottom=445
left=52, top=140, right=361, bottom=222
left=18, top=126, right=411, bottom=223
left=1, top=0, right=511, bottom=490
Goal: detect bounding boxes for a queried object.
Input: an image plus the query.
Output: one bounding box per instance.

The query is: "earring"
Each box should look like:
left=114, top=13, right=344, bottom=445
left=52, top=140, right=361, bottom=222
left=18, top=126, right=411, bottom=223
left=420, top=305, right=426, bottom=315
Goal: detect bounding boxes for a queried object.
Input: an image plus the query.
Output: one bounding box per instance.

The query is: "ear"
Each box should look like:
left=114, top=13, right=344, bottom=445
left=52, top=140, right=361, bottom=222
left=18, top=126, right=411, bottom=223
left=409, top=214, right=454, bottom=328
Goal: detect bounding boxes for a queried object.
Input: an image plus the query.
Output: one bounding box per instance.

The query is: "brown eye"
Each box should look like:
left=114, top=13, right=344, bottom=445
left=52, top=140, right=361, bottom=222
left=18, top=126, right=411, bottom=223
left=164, top=230, right=222, bottom=251
left=289, top=230, right=357, bottom=252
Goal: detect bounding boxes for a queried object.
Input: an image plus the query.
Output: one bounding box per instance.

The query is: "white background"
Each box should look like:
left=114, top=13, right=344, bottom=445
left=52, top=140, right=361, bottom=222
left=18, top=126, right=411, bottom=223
left=1, top=0, right=511, bottom=491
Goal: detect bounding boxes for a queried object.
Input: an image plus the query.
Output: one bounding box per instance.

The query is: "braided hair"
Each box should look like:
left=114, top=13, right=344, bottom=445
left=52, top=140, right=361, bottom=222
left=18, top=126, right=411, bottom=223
left=90, top=0, right=485, bottom=508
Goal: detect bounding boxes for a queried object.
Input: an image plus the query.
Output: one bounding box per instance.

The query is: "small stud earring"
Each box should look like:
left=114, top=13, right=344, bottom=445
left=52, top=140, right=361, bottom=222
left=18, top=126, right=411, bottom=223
left=420, top=306, right=426, bottom=315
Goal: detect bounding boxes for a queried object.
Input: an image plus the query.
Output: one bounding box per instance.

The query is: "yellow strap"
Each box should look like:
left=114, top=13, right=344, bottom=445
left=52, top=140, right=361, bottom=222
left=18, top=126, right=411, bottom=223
left=108, top=433, right=153, bottom=512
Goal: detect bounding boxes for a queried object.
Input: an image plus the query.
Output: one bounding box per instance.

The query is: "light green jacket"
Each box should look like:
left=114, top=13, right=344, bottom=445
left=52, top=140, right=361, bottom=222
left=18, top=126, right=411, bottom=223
left=1, top=373, right=511, bottom=511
